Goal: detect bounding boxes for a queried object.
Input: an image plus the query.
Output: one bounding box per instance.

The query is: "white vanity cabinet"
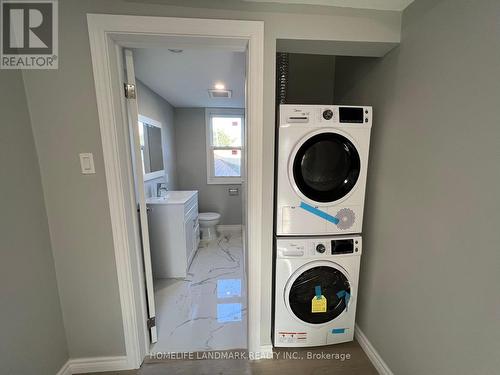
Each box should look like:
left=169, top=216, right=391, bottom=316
left=146, top=191, right=199, bottom=279
left=183, top=197, right=200, bottom=269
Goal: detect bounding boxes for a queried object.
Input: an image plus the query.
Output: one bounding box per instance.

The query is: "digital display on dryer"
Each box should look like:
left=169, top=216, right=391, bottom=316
left=339, top=107, right=364, bottom=123
left=331, top=239, right=354, bottom=254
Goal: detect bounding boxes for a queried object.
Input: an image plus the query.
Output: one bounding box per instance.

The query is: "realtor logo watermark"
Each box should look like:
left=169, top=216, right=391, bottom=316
left=1, top=0, right=58, bottom=69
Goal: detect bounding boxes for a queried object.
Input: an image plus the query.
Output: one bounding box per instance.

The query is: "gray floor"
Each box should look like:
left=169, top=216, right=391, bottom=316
left=80, top=340, right=377, bottom=375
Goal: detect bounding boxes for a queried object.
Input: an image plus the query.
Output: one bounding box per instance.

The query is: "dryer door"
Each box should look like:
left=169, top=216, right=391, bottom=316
left=286, top=261, right=351, bottom=324
left=291, top=132, right=360, bottom=203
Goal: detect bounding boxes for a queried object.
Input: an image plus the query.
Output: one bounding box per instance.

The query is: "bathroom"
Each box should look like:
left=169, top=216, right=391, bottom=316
left=128, top=46, right=247, bottom=352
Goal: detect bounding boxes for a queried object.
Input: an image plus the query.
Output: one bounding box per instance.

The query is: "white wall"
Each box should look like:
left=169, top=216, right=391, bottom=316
left=174, top=108, right=243, bottom=225
left=136, top=79, right=178, bottom=198
left=0, top=71, right=68, bottom=374
left=21, top=0, right=401, bottom=357
left=334, top=0, right=500, bottom=373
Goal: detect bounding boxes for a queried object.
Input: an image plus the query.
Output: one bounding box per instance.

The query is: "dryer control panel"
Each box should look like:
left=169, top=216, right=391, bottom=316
left=280, top=105, right=372, bottom=128
left=276, top=236, right=362, bottom=259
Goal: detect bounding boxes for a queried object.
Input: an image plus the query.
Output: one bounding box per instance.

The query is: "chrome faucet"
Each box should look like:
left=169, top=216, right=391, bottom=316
left=157, top=182, right=168, bottom=197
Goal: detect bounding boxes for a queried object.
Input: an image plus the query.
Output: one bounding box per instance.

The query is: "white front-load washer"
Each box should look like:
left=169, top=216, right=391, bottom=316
left=276, top=105, right=372, bottom=236
left=273, top=235, right=361, bottom=347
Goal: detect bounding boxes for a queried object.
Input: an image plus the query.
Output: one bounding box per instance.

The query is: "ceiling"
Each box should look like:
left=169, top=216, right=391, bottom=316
left=132, top=48, right=246, bottom=108
left=242, top=0, right=414, bottom=11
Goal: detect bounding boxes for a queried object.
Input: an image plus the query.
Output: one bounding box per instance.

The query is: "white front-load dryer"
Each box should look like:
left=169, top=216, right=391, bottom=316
left=273, top=235, right=361, bottom=347
left=276, top=105, right=372, bottom=236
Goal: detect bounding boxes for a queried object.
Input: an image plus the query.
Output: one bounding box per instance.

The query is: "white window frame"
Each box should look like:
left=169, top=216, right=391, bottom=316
left=205, top=108, right=245, bottom=184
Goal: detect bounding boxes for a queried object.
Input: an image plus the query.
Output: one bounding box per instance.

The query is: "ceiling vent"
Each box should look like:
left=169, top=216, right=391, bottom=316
left=208, top=89, right=232, bottom=99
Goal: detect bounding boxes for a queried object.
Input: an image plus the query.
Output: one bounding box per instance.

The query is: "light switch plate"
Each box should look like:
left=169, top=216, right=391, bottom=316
left=79, top=153, right=95, bottom=174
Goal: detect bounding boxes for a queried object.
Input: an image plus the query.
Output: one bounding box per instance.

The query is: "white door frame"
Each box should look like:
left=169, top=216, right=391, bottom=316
left=87, top=14, right=264, bottom=369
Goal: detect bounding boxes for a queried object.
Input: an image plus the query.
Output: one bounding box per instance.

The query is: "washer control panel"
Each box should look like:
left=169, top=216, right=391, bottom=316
left=277, top=236, right=362, bottom=258
left=280, top=105, right=372, bottom=128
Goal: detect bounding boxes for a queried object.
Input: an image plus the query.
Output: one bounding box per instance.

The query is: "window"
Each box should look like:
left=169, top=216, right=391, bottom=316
left=206, top=108, right=245, bottom=184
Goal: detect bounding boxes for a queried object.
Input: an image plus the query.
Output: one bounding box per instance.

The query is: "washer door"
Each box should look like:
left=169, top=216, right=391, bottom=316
left=292, top=132, right=360, bottom=203
left=286, top=262, right=351, bottom=324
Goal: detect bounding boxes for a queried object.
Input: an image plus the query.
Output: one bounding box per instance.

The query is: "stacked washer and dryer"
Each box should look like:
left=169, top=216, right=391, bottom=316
left=273, top=104, right=372, bottom=347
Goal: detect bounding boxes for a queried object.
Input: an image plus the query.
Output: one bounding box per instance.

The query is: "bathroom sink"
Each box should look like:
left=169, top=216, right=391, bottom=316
left=146, top=190, right=197, bottom=205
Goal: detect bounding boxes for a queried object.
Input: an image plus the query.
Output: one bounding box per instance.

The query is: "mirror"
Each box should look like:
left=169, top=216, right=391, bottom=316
left=138, top=115, right=164, bottom=178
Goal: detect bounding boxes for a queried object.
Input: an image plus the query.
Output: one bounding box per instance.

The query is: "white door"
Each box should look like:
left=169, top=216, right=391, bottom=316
left=124, top=49, right=157, bottom=344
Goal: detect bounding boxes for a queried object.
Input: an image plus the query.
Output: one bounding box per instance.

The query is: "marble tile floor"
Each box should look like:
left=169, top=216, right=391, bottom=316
left=150, top=230, right=247, bottom=354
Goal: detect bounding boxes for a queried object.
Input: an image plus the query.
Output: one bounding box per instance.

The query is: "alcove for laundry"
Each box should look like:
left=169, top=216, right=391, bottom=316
left=272, top=38, right=385, bottom=349
left=275, top=39, right=393, bottom=105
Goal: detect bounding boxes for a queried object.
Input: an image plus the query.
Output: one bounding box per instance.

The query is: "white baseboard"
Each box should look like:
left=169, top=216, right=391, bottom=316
left=355, top=325, right=394, bottom=375
left=258, top=344, right=274, bottom=359
left=217, top=224, right=242, bottom=232
left=56, top=360, right=71, bottom=375
left=57, top=356, right=130, bottom=375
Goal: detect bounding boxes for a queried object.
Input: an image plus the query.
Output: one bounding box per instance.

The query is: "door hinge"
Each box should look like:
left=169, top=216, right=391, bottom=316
left=124, top=83, right=136, bottom=99
left=147, top=317, right=156, bottom=329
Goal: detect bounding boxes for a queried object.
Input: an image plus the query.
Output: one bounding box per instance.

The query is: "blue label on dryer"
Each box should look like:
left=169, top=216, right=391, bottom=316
left=299, top=202, right=340, bottom=224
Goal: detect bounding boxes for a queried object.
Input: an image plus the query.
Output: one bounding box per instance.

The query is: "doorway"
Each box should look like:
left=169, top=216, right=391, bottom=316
left=87, top=15, right=264, bottom=368
left=124, top=45, right=247, bottom=353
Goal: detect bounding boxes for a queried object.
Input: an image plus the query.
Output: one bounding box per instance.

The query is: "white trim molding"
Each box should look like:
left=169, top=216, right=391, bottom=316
left=57, top=356, right=129, bottom=375
left=259, top=345, right=274, bottom=359
left=355, top=325, right=394, bottom=375
left=87, top=14, right=264, bottom=369
left=56, top=361, right=71, bottom=375
left=69, top=356, right=129, bottom=374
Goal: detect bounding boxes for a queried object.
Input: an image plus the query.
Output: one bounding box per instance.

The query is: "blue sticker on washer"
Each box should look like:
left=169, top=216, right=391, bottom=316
left=332, top=328, right=346, bottom=334
left=299, top=202, right=340, bottom=224
left=315, top=285, right=322, bottom=300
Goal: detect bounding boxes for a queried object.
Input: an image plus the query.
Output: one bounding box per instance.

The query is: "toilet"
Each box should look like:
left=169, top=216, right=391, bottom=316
left=198, top=212, right=221, bottom=241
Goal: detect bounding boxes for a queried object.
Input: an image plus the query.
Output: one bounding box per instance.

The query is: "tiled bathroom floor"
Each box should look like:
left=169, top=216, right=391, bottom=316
left=150, top=230, right=247, bottom=353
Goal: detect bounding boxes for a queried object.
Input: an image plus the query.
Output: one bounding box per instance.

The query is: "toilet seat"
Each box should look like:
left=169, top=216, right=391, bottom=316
left=198, top=212, right=221, bottom=241
left=199, top=212, right=221, bottom=221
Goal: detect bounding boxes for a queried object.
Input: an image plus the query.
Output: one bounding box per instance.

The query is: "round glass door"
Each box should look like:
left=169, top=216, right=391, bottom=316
left=292, top=132, right=360, bottom=203
left=288, top=265, right=351, bottom=324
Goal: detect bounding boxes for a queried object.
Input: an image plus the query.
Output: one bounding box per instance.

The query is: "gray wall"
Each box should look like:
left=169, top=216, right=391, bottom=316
left=136, top=79, right=178, bottom=198
left=335, top=0, right=500, bottom=374
left=286, top=53, right=336, bottom=104
left=174, top=108, right=242, bottom=225
left=0, top=71, right=68, bottom=374
left=23, top=1, right=126, bottom=355
left=21, top=0, right=401, bottom=356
